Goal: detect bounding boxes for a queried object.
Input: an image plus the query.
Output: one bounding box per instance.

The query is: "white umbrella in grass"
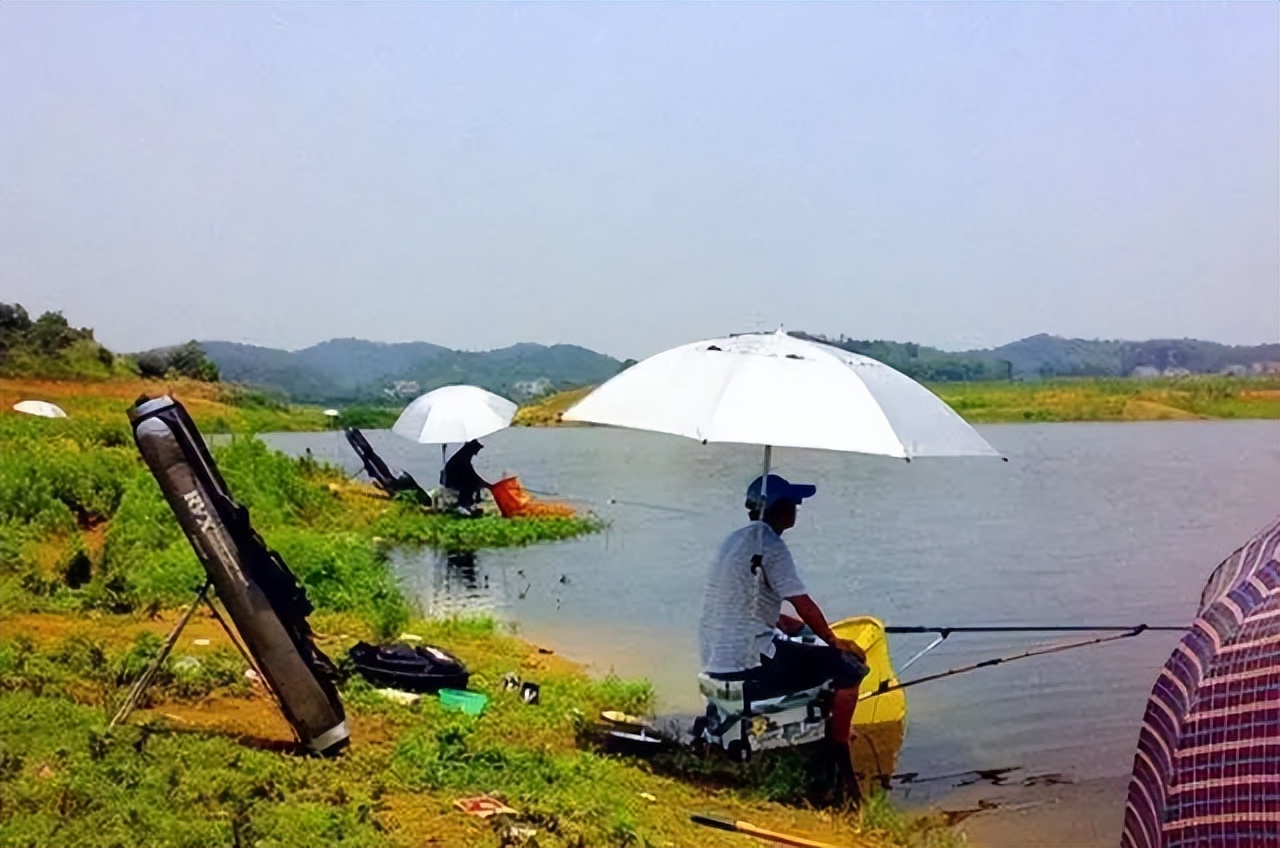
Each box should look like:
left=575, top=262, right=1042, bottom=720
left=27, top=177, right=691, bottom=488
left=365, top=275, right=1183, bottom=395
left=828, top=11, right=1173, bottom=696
left=563, top=330, right=1002, bottom=510
left=13, top=400, right=68, bottom=419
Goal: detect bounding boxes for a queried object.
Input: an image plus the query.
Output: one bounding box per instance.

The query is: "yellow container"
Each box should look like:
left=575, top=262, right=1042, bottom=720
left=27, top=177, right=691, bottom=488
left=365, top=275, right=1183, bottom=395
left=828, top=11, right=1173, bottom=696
left=831, top=615, right=907, bottom=794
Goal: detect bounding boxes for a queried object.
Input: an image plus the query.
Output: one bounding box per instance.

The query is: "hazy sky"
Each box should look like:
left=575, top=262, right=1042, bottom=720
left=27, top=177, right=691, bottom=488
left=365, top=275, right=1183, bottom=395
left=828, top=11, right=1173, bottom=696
left=2, top=3, right=1276, bottom=359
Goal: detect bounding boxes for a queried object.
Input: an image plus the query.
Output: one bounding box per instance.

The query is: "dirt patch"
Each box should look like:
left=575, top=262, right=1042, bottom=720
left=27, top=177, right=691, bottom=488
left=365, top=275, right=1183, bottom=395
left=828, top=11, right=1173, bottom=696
left=138, top=692, right=398, bottom=749
left=1121, top=400, right=1201, bottom=421
left=377, top=795, right=492, bottom=847
left=5, top=608, right=233, bottom=650
left=0, top=376, right=223, bottom=405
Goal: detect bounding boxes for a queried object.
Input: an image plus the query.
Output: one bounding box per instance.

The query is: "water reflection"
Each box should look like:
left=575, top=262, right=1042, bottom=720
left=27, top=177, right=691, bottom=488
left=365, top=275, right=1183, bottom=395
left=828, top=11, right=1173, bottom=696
left=393, top=549, right=503, bottom=618
left=392, top=545, right=581, bottom=622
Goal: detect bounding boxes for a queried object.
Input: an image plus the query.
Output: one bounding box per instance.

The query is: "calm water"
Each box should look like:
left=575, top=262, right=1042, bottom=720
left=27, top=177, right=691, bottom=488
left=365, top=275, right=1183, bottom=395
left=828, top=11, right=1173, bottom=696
left=264, top=421, right=1279, bottom=789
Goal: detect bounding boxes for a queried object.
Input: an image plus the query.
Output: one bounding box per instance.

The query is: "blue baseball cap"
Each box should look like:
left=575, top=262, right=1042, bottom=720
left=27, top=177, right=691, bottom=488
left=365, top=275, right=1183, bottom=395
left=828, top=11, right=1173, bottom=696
left=745, top=474, right=817, bottom=511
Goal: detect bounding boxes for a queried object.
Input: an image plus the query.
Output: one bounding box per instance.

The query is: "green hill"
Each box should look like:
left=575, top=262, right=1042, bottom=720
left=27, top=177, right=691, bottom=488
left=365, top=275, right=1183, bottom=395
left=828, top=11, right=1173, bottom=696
left=198, top=339, right=625, bottom=403
left=972, top=333, right=1280, bottom=378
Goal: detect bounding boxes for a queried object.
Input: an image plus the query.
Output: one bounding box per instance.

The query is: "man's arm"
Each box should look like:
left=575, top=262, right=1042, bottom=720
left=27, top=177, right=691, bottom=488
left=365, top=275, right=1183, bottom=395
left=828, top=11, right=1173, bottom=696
left=786, top=594, right=866, bottom=661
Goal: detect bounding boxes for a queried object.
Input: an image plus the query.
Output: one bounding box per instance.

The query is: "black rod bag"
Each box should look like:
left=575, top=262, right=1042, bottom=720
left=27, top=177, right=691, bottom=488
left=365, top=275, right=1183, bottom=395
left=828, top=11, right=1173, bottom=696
left=129, top=395, right=348, bottom=756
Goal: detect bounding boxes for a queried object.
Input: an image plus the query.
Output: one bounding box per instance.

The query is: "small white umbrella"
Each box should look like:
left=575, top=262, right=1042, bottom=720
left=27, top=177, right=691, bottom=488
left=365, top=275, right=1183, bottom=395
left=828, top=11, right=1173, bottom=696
left=13, top=400, right=68, bottom=419
left=392, top=385, right=517, bottom=445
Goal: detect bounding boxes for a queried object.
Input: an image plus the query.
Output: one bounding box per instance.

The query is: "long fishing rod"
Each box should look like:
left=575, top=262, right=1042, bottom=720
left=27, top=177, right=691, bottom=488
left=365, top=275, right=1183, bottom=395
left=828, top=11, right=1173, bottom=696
left=861, top=626, right=1151, bottom=701
left=886, top=624, right=1186, bottom=634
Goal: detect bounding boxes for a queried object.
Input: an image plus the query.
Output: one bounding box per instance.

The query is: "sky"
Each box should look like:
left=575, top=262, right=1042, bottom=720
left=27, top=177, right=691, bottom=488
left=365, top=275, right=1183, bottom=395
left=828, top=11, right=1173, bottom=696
left=1, top=3, right=1276, bottom=360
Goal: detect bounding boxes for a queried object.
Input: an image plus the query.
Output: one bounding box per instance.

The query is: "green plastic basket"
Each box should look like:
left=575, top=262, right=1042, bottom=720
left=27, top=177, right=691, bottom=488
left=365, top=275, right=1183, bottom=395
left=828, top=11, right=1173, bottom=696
left=439, top=688, right=488, bottom=716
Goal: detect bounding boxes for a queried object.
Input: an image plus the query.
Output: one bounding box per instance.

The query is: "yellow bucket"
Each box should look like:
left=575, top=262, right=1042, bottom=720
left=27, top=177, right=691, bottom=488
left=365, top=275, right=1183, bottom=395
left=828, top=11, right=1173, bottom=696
left=831, top=615, right=907, bottom=793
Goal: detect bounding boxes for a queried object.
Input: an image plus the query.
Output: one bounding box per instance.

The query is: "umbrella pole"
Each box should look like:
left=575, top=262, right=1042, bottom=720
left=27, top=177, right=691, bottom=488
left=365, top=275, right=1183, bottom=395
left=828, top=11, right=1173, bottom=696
left=752, top=446, right=772, bottom=574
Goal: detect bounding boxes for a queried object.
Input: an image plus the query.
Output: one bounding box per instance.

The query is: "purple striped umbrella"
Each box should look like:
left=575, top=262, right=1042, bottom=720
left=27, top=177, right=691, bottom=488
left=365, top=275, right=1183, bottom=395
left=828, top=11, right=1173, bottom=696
left=1121, top=518, right=1280, bottom=848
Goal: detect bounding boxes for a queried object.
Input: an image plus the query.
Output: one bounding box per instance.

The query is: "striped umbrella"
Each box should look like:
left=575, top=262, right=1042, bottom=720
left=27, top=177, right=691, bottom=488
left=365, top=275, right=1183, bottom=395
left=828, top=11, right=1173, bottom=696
left=1121, top=518, right=1280, bottom=848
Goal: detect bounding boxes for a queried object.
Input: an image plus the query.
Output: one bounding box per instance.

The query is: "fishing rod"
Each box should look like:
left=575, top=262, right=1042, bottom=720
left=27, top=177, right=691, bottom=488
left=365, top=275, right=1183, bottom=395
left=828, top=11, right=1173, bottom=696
left=885, top=623, right=1186, bottom=672
left=886, top=624, right=1186, bottom=635
left=862, top=626, right=1152, bottom=701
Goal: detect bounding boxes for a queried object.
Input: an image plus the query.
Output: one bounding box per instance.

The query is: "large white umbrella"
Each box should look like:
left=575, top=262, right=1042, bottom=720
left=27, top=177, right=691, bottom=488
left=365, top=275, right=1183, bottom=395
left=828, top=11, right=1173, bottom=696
left=565, top=330, right=1002, bottom=508
left=12, top=400, right=68, bottom=419
left=564, top=330, right=1000, bottom=456
left=391, top=385, right=517, bottom=445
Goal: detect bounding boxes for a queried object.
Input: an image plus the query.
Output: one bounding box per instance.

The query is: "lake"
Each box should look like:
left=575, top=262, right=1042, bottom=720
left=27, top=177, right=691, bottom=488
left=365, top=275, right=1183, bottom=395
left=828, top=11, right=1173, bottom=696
left=264, top=420, right=1279, bottom=794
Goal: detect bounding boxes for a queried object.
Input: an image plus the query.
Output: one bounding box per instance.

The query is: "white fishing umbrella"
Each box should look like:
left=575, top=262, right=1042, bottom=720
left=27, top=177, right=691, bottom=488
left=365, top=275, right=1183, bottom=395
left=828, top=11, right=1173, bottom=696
left=564, top=331, right=1002, bottom=501
left=12, top=400, right=68, bottom=419
left=391, top=385, right=517, bottom=445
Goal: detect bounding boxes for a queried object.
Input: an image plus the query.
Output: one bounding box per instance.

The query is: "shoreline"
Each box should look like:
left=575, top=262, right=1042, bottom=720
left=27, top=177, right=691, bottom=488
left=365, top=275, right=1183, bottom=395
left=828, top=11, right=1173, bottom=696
left=938, top=773, right=1131, bottom=848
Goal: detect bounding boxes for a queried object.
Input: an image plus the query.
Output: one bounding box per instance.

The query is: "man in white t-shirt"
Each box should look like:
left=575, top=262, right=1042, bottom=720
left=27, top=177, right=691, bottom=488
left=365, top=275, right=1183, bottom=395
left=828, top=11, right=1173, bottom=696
left=699, top=474, right=868, bottom=748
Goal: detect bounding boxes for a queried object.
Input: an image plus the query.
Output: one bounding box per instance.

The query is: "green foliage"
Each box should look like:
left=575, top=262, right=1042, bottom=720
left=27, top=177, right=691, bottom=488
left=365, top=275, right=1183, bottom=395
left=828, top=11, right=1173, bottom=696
left=334, top=405, right=399, bottom=430
left=0, top=691, right=392, bottom=847
left=373, top=506, right=603, bottom=553
left=0, top=304, right=127, bottom=379
left=859, top=789, right=963, bottom=848
left=135, top=341, right=219, bottom=382
left=934, top=375, right=1280, bottom=422
left=267, top=530, right=411, bottom=640
left=793, top=332, right=1011, bottom=382
left=0, top=632, right=248, bottom=707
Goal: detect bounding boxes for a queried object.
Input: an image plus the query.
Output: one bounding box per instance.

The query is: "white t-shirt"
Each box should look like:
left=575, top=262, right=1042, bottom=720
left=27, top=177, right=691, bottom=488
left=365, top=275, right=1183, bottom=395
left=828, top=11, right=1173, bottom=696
left=698, top=522, right=808, bottom=674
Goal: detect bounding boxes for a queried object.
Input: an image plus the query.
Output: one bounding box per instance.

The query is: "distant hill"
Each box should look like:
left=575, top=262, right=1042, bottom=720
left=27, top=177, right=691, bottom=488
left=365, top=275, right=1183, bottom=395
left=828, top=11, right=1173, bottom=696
left=791, top=332, right=1011, bottom=382
left=198, top=338, right=625, bottom=403
left=796, top=331, right=1278, bottom=380
left=969, top=334, right=1280, bottom=379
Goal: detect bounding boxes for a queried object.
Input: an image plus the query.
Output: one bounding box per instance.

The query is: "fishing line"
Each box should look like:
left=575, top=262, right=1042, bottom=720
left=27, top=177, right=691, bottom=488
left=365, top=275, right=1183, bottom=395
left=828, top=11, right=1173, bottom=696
left=521, top=486, right=701, bottom=515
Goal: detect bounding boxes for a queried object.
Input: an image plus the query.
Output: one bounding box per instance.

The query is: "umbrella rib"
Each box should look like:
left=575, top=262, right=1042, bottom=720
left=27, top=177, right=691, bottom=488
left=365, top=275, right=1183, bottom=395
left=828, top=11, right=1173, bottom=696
left=699, top=349, right=750, bottom=443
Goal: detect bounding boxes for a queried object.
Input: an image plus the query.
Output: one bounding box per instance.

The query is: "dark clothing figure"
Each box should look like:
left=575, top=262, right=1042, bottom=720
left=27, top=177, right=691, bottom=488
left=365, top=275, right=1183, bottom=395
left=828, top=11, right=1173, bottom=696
left=442, top=440, right=490, bottom=510
left=710, top=636, right=868, bottom=703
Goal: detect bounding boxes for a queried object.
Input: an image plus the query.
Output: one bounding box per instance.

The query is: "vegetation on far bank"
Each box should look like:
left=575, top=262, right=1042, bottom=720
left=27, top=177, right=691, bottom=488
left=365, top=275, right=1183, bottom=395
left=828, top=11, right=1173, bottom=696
left=935, top=375, right=1280, bottom=422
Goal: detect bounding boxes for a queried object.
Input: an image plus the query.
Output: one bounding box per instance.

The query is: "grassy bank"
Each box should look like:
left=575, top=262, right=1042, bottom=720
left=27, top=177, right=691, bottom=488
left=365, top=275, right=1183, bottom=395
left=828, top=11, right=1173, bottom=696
left=934, top=375, right=1280, bottom=422
left=518, top=376, right=1280, bottom=426
left=0, top=376, right=947, bottom=847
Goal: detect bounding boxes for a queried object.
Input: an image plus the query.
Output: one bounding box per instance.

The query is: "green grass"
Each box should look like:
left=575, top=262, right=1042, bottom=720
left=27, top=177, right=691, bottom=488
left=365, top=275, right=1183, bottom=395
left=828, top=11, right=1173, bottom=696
left=933, top=375, right=1280, bottom=422
left=0, top=618, right=947, bottom=848
left=0, top=392, right=601, bottom=621
left=0, top=691, right=393, bottom=848
left=372, top=505, right=604, bottom=553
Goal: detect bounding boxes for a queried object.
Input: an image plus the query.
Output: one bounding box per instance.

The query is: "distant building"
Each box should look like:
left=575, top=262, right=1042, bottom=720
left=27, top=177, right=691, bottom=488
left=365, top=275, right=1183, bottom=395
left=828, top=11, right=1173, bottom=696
left=1251, top=362, right=1280, bottom=375
left=382, top=380, right=421, bottom=399
left=1162, top=367, right=1192, bottom=378
left=512, top=377, right=553, bottom=400
left=1130, top=366, right=1161, bottom=379
left=1220, top=364, right=1249, bottom=377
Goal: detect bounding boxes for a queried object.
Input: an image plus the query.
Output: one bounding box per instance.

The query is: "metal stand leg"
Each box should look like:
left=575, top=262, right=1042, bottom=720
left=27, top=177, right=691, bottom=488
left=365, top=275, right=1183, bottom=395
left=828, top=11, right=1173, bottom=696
left=199, top=594, right=299, bottom=744
left=109, top=581, right=211, bottom=729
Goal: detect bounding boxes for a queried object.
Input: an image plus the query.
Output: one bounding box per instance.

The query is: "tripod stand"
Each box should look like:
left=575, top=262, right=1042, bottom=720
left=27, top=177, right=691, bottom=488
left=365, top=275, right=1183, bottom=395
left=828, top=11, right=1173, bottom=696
left=108, top=579, right=287, bottom=735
